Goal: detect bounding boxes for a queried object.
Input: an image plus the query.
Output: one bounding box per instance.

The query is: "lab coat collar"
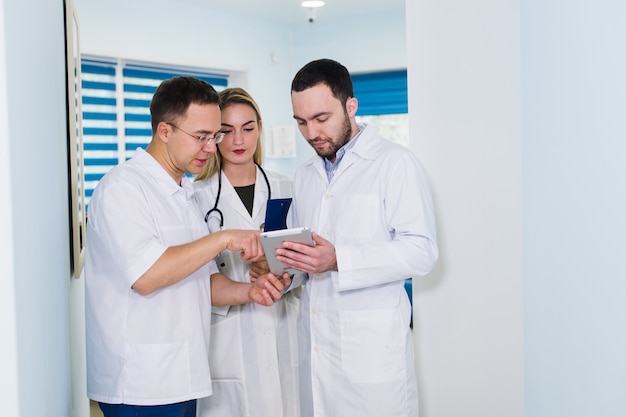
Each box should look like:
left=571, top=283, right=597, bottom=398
left=132, top=148, right=197, bottom=200
left=348, top=123, right=381, bottom=161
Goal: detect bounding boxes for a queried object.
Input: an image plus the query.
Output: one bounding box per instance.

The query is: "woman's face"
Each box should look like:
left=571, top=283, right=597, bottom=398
left=218, top=103, right=260, bottom=167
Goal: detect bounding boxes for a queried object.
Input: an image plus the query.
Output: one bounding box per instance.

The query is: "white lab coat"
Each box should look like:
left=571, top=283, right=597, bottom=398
left=194, top=166, right=301, bottom=417
left=291, top=124, right=438, bottom=417
left=86, top=149, right=216, bottom=405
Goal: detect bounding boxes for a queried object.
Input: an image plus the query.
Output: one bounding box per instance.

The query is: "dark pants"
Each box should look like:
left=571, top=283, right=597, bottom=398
left=98, top=400, right=197, bottom=417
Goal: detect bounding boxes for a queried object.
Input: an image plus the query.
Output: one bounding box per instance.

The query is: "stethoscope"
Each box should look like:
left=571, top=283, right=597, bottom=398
left=204, top=161, right=271, bottom=229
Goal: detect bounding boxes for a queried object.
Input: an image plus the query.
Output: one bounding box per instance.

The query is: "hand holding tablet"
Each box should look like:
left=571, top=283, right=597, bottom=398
left=259, top=227, right=315, bottom=275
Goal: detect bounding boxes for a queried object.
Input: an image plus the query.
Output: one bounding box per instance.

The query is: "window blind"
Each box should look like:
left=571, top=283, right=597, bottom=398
left=351, top=69, right=408, bottom=116
left=80, top=57, right=229, bottom=210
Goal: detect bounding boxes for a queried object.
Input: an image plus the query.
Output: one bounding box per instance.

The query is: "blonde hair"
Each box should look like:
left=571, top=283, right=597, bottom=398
left=195, top=87, right=264, bottom=181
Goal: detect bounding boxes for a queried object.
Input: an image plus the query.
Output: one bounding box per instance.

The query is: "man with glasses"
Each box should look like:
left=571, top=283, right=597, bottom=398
left=274, top=59, right=438, bottom=417
left=85, top=76, right=290, bottom=417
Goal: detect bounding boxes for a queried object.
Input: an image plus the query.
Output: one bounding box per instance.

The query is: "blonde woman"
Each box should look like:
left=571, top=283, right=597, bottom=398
left=194, top=88, right=300, bottom=417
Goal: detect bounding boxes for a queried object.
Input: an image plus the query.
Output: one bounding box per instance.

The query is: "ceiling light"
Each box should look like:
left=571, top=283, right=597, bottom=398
left=301, top=1, right=325, bottom=8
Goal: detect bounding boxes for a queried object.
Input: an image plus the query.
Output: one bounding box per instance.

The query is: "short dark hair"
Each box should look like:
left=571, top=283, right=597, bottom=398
left=291, top=59, right=354, bottom=104
left=149, top=76, right=220, bottom=133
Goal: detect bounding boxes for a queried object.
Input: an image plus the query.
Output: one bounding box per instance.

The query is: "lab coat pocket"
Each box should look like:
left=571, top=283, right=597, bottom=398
left=123, top=341, right=190, bottom=399
left=209, top=313, right=244, bottom=379
left=340, top=308, right=405, bottom=383
left=337, top=194, right=379, bottom=239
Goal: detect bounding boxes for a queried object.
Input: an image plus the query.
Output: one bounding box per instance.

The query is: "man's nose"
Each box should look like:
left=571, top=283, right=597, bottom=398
left=201, top=139, right=218, bottom=153
left=302, top=124, right=318, bottom=141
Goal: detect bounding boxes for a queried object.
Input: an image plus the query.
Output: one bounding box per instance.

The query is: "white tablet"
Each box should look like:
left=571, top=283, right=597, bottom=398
left=260, top=227, right=315, bottom=276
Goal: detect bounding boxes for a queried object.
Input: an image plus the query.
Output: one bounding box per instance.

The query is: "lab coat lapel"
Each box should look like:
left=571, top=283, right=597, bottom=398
left=220, top=172, right=255, bottom=227
left=251, top=166, right=269, bottom=225
left=331, top=152, right=356, bottom=185
left=311, top=158, right=329, bottom=186
left=331, top=124, right=377, bottom=186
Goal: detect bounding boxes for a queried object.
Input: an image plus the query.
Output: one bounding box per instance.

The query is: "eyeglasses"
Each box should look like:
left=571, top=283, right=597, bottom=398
left=166, top=122, right=225, bottom=145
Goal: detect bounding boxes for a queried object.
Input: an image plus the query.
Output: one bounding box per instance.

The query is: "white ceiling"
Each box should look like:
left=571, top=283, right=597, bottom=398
left=171, top=0, right=405, bottom=25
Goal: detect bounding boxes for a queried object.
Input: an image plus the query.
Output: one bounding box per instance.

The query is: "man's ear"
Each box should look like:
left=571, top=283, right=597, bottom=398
left=346, top=97, right=358, bottom=117
left=156, top=121, right=171, bottom=143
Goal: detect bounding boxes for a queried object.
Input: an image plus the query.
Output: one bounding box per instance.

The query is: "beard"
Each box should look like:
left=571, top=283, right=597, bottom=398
left=308, top=112, right=353, bottom=161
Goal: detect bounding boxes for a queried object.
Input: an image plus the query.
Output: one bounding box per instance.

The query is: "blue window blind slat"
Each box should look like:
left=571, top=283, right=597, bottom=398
left=357, top=91, right=406, bottom=102
left=126, top=143, right=148, bottom=151
left=125, top=128, right=152, bottom=137
left=124, top=66, right=228, bottom=87
left=124, top=84, right=158, bottom=94
left=83, top=112, right=116, bottom=121
left=352, top=70, right=407, bottom=82
left=125, top=113, right=151, bottom=123
left=84, top=158, right=119, bottom=166
left=85, top=173, right=105, bottom=182
left=82, top=96, right=116, bottom=106
left=84, top=143, right=118, bottom=151
left=82, top=80, right=116, bottom=91
left=351, top=69, right=408, bottom=116
left=124, top=98, right=152, bottom=108
left=81, top=62, right=116, bottom=76
left=355, top=80, right=407, bottom=93
left=83, top=127, right=118, bottom=136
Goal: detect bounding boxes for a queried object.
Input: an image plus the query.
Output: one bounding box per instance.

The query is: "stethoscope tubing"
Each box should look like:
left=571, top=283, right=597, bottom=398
left=204, top=162, right=271, bottom=229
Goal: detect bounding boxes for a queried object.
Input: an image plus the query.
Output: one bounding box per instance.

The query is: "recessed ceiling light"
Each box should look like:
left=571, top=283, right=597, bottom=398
left=301, top=1, right=325, bottom=8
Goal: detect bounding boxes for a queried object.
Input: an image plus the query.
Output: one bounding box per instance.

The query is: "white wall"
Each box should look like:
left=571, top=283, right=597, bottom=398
left=409, top=0, right=626, bottom=416
left=292, top=10, right=407, bottom=74
left=0, top=0, right=77, bottom=415
left=408, top=1, right=524, bottom=415
left=0, top=3, right=20, bottom=415
left=522, top=1, right=626, bottom=416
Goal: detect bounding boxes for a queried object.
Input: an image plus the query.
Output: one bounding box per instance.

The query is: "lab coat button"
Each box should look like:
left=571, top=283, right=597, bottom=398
left=314, top=345, right=320, bottom=352
left=312, top=307, right=318, bottom=314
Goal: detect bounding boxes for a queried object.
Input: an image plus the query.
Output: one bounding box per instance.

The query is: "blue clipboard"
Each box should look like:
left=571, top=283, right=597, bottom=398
left=263, top=198, right=292, bottom=232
